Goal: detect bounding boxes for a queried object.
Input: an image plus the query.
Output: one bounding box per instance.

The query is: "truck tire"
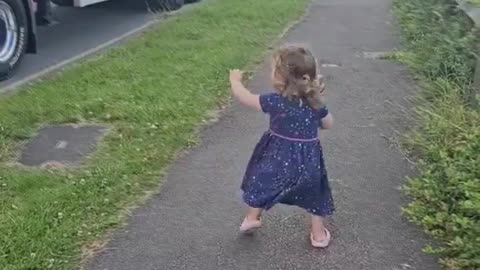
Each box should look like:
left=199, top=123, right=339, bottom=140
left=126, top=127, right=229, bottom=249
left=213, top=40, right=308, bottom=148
left=0, top=0, right=28, bottom=81
left=185, top=0, right=199, bottom=3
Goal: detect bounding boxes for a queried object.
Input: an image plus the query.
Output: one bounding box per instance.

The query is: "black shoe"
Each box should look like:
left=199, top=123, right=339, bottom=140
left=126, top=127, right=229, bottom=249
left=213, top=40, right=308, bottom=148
left=36, top=15, right=59, bottom=26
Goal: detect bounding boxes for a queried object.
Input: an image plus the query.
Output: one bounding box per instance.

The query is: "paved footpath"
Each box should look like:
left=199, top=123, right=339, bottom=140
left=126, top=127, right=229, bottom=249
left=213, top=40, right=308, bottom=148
left=86, top=0, right=441, bottom=269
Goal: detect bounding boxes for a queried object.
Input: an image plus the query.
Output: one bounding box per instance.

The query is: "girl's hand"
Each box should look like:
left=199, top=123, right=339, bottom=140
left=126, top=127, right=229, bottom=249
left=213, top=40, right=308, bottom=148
left=318, top=74, right=326, bottom=96
left=229, top=69, right=243, bottom=83
left=229, top=69, right=261, bottom=111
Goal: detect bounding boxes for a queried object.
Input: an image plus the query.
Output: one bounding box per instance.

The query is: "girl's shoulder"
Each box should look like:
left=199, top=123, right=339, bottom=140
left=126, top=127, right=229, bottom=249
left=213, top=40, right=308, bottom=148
left=260, top=92, right=327, bottom=116
left=260, top=92, right=282, bottom=100
left=259, top=92, right=285, bottom=114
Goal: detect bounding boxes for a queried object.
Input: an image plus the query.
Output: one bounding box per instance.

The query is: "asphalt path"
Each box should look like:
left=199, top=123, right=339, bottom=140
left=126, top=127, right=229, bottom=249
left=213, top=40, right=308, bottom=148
left=85, top=0, right=442, bottom=269
left=0, top=0, right=155, bottom=91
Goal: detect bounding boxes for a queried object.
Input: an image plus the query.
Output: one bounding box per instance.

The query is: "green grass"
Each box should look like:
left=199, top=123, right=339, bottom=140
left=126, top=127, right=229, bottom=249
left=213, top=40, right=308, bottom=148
left=467, top=0, right=480, bottom=5
left=0, top=0, right=309, bottom=269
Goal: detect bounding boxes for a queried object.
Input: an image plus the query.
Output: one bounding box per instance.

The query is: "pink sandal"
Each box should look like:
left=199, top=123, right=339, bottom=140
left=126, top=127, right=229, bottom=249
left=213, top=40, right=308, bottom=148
left=239, top=218, right=262, bottom=234
left=310, top=229, right=331, bottom=248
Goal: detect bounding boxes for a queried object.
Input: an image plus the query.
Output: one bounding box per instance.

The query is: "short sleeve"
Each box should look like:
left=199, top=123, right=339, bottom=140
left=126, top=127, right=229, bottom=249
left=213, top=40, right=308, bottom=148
left=318, top=106, right=329, bottom=119
left=259, top=93, right=281, bottom=114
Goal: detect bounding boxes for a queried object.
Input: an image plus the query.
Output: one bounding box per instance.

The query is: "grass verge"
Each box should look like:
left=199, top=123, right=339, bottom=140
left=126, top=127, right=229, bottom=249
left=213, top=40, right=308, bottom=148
left=467, top=0, right=480, bottom=5
left=0, top=0, right=309, bottom=269
left=393, top=0, right=480, bottom=269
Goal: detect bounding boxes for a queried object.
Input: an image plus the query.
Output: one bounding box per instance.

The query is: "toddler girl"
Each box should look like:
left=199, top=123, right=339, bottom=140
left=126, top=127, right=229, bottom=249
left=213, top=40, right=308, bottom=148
left=229, top=45, right=335, bottom=248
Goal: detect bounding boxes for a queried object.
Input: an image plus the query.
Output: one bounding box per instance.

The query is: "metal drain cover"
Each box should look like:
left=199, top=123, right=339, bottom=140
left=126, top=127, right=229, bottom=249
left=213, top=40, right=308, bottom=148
left=19, top=125, right=107, bottom=167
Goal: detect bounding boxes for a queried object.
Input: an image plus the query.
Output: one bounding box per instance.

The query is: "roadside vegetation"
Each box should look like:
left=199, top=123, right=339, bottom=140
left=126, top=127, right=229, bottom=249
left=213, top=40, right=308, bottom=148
left=0, top=0, right=309, bottom=269
left=467, top=0, right=480, bottom=5
left=393, top=0, right=480, bottom=269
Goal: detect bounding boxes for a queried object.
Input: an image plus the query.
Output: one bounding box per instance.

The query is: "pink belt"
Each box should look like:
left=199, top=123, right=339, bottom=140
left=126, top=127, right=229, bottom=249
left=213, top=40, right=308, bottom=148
left=268, top=129, right=319, bottom=142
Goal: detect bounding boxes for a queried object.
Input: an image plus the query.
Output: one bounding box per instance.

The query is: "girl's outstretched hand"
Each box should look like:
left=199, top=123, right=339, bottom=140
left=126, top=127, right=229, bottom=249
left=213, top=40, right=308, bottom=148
left=229, top=69, right=261, bottom=111
left=229, top=69, right=243, bottom=83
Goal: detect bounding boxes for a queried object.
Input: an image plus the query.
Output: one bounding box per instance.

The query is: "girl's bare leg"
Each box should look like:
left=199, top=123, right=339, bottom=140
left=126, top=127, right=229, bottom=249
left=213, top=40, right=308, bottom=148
left=240, top=207, right=263, bottom=233
left=245, top=207, right=262, bottom=221
left=310, top=215, right=327, bottom=241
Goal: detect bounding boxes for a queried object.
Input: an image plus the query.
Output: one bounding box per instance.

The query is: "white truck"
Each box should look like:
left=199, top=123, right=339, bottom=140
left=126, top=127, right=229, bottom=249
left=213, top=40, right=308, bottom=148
left=0, top=0, right=194, bottom=81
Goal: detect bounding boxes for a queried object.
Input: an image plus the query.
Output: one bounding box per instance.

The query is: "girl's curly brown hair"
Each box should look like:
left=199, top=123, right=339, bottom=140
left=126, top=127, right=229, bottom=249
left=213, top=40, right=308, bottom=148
left=272, top=45, right=326, bottom=110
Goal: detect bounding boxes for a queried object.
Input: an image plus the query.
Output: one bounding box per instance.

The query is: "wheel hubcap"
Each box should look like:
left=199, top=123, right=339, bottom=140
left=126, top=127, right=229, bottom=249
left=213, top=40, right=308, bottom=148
left=0, top=1, right=18, bottom=63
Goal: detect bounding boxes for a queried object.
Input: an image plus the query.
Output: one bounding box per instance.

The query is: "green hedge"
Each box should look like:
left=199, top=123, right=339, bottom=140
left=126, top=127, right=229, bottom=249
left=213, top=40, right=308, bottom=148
left=393, top=0, right=480, bottom=269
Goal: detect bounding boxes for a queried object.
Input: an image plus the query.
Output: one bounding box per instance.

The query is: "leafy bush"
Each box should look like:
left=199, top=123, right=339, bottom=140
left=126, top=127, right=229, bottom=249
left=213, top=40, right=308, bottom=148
left=393, top=0, right=480, bottom=269
left=394, top=0, right=476, bottom=86
left=404, top=81, right=480, bottom=270
left=468, top=0, right=480, bottom=5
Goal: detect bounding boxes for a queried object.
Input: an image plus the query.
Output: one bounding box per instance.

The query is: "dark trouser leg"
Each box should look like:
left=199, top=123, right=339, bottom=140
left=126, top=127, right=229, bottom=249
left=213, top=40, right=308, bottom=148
left=36, top=0, right=58, bottom=26
left=144, top=0, right=165, bottom=13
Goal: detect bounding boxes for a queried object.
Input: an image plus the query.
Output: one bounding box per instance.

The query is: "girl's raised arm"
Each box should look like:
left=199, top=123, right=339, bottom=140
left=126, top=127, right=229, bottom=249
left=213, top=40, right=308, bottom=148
left=229, top=69, right=262, bottom=111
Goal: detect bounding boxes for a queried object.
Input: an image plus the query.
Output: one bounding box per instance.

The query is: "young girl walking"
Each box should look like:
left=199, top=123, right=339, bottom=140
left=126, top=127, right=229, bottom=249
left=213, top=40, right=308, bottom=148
left=229, top=45, right=335, bottom=248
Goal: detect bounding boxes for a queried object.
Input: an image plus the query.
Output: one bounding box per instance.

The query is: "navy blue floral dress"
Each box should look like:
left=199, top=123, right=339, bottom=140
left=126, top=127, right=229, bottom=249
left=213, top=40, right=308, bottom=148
left=241, top=93, right=334, bottom=217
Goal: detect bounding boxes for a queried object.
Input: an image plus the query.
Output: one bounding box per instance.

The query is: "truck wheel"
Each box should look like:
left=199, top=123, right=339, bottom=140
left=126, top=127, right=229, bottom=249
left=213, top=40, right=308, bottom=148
left=0, top=0, right=28, bottom=81
left=51, top=0, right=74, bottom=7
left=185, top=0, right=199, bottom=3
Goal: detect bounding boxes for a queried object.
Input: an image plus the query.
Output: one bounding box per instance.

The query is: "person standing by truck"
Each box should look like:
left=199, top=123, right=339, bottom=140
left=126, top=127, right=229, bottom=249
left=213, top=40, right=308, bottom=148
left=0, top=0, right=198, bottom=80
left=35, top=0, right=57, bottom=26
